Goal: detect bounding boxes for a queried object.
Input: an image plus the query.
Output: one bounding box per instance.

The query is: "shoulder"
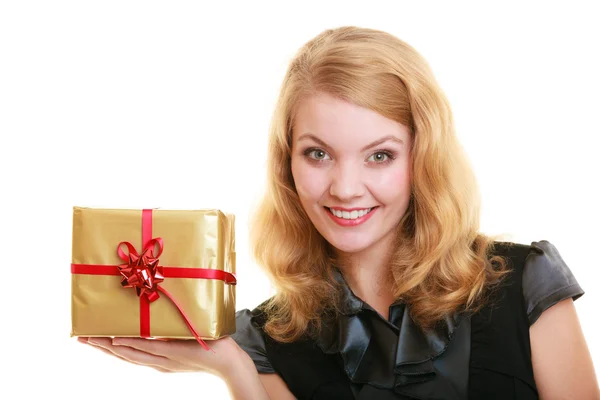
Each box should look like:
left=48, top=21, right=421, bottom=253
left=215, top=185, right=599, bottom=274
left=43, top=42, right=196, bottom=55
left=485, top=239, right=584, bottom=326
left=230, top=303, right=275, bottom=374
left=521, top=240, right=584, bottom=325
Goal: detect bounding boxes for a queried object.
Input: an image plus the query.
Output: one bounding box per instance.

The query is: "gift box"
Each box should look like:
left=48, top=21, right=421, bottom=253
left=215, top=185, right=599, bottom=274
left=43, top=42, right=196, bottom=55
left=70, top=207, right=237, bottom=344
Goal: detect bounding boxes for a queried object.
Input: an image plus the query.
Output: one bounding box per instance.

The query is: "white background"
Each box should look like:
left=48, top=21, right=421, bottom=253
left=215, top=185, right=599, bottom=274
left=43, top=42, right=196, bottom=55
left=1, top=1, right=598, bottom=398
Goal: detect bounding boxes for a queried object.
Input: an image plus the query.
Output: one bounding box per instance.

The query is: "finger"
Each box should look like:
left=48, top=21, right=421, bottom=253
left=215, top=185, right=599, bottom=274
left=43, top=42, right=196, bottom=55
left=110, top=344, right=193, bottom=372
left=111, top=337, right=200, bottom=363
left=85, top=338, right=177, bottom=373
left=87, top=341, right=171, bottom=372
left=88, top=337, right=192, bottom=372
left=80, top=337, right=145, bottom=365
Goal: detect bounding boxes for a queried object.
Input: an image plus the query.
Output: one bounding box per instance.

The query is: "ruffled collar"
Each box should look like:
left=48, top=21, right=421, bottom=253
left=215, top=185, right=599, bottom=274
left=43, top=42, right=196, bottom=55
left=316, top=267, right=469, bottom=399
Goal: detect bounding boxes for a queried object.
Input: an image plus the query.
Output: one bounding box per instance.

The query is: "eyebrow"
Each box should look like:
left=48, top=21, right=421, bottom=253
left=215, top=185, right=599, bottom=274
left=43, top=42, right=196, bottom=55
left=296, top=133, right=404, bottom=151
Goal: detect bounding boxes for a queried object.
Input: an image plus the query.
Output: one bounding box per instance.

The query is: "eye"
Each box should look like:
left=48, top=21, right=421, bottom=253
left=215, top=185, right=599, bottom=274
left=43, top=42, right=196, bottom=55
left=367, top=151, right=392, bottom=163
left=306, top=149, right=331, bottom=161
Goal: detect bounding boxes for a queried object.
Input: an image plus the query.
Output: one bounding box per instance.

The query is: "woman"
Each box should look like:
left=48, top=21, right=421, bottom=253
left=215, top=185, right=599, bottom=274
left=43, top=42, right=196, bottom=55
left=79, top=26, right=599, bottom=399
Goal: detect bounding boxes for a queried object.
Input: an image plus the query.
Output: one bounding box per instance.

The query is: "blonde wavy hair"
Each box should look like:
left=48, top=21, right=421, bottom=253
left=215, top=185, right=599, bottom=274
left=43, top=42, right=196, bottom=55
left=249, top=26, right=510, bottom=342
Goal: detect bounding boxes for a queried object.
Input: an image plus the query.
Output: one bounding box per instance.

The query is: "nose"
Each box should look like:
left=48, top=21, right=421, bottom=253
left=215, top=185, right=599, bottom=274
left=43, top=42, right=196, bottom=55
left=329, top=161, right=366, bottom=201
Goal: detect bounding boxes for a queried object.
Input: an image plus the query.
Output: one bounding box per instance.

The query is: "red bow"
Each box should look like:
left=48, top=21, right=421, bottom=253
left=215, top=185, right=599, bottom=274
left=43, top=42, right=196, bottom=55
left=117, top=238, right=165, bottom=302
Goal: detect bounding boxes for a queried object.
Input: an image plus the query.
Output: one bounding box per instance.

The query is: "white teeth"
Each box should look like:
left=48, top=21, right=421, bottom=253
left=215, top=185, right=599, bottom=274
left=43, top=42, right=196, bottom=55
left=328, top=207, right=373, bottom=220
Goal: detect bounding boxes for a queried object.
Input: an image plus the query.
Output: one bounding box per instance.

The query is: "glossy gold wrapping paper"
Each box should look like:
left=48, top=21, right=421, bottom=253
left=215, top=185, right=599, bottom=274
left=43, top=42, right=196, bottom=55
left=70, top=207, right=236, bottom=339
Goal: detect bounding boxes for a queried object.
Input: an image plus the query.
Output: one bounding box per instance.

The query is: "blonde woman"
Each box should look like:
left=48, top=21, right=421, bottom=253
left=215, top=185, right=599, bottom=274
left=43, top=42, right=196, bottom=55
left=80, top=26, right=599, bottom=399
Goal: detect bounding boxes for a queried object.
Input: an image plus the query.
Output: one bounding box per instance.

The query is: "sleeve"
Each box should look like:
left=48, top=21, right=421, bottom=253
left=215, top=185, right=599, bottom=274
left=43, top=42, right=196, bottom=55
left=522, top=240, right=585, bottom=325
left=231, top=308, right=276, bottom=374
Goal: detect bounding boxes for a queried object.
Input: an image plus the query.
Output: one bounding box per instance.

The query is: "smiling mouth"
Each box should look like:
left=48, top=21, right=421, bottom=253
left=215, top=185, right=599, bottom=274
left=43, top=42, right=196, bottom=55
left=325, top=207, right=377, bottom=220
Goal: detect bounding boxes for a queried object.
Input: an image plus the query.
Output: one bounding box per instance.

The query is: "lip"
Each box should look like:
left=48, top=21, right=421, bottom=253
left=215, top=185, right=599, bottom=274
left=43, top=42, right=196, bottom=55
left=325, top=206, right=378, bottom=227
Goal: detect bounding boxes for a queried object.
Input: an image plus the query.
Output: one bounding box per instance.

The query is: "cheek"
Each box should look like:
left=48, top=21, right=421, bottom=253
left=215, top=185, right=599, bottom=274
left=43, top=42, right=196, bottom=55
left=291, top=159, right=327, bottom=201
left=371, top=165, right=411, bottom=202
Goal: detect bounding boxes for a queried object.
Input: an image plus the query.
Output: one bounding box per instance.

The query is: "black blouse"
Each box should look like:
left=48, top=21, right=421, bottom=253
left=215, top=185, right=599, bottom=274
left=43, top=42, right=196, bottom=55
left=232, top=240, right=584, bottom=399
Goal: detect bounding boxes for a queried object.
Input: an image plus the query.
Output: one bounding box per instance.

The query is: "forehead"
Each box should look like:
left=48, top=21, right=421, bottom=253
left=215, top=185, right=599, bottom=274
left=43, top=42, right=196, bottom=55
left=292, top=92, right=410, bottom=145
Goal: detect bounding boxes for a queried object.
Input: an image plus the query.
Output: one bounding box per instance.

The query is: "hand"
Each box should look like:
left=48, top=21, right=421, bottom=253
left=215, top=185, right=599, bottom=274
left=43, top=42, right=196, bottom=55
left=78, top=335, right=248, bottom=379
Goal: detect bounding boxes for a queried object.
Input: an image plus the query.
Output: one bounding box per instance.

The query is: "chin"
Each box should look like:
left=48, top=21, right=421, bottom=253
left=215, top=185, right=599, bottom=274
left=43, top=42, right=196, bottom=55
left=325, top=237, right=373, bottom=255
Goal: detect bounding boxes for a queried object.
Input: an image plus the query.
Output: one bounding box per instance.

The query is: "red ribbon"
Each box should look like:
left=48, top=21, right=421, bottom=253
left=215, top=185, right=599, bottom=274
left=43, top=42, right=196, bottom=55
left=71, top=209, right=237, bottom=352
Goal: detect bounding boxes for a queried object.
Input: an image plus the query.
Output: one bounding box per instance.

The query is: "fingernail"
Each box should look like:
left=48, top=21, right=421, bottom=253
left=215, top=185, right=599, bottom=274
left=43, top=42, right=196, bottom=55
left=77, top=337, right=88, bottom=344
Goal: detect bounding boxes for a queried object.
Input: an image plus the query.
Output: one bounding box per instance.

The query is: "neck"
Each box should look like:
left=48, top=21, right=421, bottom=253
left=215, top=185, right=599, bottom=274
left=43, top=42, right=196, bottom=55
left=335, top=234, right=397, bottom=317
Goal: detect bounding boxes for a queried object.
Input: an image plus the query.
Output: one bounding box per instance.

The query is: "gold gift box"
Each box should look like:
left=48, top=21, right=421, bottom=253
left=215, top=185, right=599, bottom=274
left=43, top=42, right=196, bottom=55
left=70, top=206, right=236, bottom=340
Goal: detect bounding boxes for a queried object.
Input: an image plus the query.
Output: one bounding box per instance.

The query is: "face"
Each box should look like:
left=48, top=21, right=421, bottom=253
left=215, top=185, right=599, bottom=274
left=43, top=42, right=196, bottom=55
left=291, top=92, right=413, bottom=256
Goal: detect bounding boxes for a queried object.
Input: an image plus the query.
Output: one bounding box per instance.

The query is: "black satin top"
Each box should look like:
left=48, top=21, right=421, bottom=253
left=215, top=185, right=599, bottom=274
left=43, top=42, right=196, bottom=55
left=232, top=240, right=584, bottom=399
